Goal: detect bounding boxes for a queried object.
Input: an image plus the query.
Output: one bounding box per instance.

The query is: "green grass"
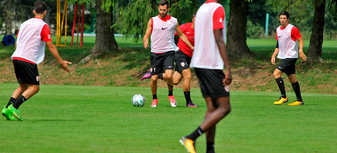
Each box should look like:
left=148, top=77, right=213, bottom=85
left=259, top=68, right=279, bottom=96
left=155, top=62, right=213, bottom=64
left=0, top=84, right=336, bottom=153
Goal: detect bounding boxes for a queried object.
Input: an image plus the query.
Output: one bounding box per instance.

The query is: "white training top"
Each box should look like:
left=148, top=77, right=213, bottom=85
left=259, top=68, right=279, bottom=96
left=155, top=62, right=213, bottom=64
left=12, top=18, right=47, bottom=64
left=190, top=2, right=226, bottom=70
left=150, top=15, right=179, bottom=53
left=276, top=24, right=298, bottom=59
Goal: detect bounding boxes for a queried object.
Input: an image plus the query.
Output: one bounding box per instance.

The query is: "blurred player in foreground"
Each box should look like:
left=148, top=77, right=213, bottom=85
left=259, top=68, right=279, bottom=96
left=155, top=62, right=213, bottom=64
left=180, top=0, right=232, bottom=153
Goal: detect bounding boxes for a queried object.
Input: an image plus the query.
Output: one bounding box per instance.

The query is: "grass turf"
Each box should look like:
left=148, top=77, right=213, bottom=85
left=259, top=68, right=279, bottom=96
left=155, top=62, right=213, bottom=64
left=1, top=84, right=336, bottom=153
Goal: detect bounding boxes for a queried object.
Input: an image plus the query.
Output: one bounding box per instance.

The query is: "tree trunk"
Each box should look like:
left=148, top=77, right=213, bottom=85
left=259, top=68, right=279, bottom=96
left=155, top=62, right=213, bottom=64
left=5, top=0, right=13, bottom=35
left=227, top=0, right=253, bottom=60
left=94, top=0, right=118, bottom=53
left=307, top=0, right=326, bottom=62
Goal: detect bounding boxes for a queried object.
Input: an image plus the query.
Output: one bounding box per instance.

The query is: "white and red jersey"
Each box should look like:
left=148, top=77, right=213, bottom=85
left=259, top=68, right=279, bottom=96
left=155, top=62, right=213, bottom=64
left=190, top=0, right=226, bottom=70
left=175, top=22, right=194, bottom=57
left=150, top=15, right=179, bottom=53
left=276, top=24, right=301, bottom=59
left=12, top=17, right=52, bottom=64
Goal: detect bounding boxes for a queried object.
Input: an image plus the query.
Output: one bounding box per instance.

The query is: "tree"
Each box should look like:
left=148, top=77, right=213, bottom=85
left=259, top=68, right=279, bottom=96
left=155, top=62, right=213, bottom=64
left=307, top=0, right=326, bottom=62
left=94, top=0, right=118, bottom=53
left=78, top=0, right=119, bottom=63
left=5, top=0, right=14, bottom=35
left=227, top=0, right=253, bottom=59
left=112, top=0, right=156, bottom=40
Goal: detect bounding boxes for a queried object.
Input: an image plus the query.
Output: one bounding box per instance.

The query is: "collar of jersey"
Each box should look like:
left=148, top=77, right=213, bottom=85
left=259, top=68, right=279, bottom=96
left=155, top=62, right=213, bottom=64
left=280, top=24, right=289, bottom=30
left=158, top=15, right=171, bottom=22
left=34, top=17, right=42, bottom=20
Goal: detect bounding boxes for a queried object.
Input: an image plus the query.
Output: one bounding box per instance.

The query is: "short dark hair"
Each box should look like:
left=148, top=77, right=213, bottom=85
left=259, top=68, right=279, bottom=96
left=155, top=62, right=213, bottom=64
left=159, top=0, right=169, bottom=8
left=279, top=11, right=289, bottom=19
left=34, top=1, right=47, bottom=14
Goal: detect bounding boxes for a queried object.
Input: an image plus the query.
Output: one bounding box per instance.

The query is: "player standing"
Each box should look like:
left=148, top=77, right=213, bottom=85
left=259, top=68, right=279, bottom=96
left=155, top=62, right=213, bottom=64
left=143, top=0, right=194, bottom=108
left=1, top=1, right=71, bottom=121
left=180, top=0, right=232, bottom=153
left=271, top=11, right=307, bottom=106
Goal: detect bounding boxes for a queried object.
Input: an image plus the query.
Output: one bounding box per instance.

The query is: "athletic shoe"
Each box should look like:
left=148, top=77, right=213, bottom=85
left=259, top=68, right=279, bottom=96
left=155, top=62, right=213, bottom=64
left=288, top=100, right=304, bottom=106
left=179, top=137, right=196, bottom=153
left=150, top=99, right=158, bottom=107
left=168, top=95, right=177, bottom=107
left=141, top=68, right=152, bottom=81
left=1, top=106, right=16, bottom=121
left=187, top=101, right=198, bottom=107
left=7, top=105, right=22, bottom=121
left=273, top=97, right=288, bottom=105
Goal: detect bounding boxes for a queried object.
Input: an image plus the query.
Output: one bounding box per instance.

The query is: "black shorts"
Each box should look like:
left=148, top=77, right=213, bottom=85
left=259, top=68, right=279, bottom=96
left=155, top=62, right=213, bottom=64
left=174, top=50, right=191, bottom=73
left=13, top=60, right=40, bottom=85
left=277, top=58, right=297, bottom=75
left=150, top=51, right=175, bottom=75
left=194, top=68, right=229, bottom=100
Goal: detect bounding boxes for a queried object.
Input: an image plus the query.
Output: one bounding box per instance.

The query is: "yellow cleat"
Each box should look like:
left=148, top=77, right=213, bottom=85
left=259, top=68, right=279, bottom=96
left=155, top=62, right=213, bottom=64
left=288, top=101, right=304, bottom=106
left=273, top=97, right=288, bottom=105
left=180, top=137, right=196, bottom=153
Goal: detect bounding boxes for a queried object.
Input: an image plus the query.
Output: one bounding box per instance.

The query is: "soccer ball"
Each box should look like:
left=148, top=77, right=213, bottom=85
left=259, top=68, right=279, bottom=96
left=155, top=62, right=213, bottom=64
left=132, top=94, right=145, bottom=107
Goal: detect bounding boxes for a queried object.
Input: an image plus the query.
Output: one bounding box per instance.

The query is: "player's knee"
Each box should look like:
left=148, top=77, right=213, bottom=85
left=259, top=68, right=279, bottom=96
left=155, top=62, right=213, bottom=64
left=151, top=77, right=158, bottom=82
left=33, top=86, right=40, bottom=93
left=273, top=71, right=280, bottom=78
left=219, top=106, right=231, bottom=117
left=225, top=106, right=231, bottom=115
left=20, top=84, right=29, bottom=90
left=166, top=74, right=172, bottom=80
left=288, top=75, right=297, bottom=83
left=184, top=73, right=191, bottom=81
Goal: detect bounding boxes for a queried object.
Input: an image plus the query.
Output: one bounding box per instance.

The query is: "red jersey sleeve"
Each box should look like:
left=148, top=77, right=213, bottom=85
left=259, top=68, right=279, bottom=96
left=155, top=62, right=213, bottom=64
left=175, top=23, right=190, bottom=36
left=275, top=31, right=278, bottom=40
left=291, top=26, right=301, bottom=40
left=213, top=6, right=225, bottom=30
left=41, top=24, right=52, bottom=42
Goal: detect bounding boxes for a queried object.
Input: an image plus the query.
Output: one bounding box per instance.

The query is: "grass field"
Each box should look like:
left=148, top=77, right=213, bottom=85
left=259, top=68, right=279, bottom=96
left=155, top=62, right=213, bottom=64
left=1, top=84, right=336, bottom=153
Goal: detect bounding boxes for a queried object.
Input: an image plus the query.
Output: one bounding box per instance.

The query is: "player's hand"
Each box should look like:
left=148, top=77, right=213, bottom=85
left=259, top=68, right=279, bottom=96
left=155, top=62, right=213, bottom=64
left=299, top=50, right=307, bottom=61
left=223, top=69, right=232, bottom=86
left=271, top=56, right=276, bottom=65
left=190, top=46, right=194, bottom=50
left=61, top=60, right=72, bottom=72
left=143, top=40, right=149, bottom=48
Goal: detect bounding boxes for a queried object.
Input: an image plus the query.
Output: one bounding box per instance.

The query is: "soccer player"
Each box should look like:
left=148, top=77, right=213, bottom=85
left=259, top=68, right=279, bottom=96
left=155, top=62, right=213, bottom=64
left=150, top=13, right=198, bottom=107
left=143, top=0, right=194, bottom=108
left=1, top=1, right=71, bottom=121
left=180, top=0, right=232, bottom=153
left=271, top=11, right=307, bottom=106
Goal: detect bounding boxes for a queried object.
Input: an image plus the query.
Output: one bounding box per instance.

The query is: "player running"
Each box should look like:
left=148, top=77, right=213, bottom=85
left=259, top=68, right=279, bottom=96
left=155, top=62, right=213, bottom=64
left=143, top=0, right=194, bottom=108
left=142, top=13, right=198, bottom=107
left=180, top=0, right=232, bottom=153
left=271, top=11, right=307, bottom=106
left=1, top=1, right=71, bottom=121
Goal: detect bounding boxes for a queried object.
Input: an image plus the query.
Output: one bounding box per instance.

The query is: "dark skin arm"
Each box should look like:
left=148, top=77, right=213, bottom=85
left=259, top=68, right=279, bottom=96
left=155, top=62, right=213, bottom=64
left=213, top=29, right=232, bottom=85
